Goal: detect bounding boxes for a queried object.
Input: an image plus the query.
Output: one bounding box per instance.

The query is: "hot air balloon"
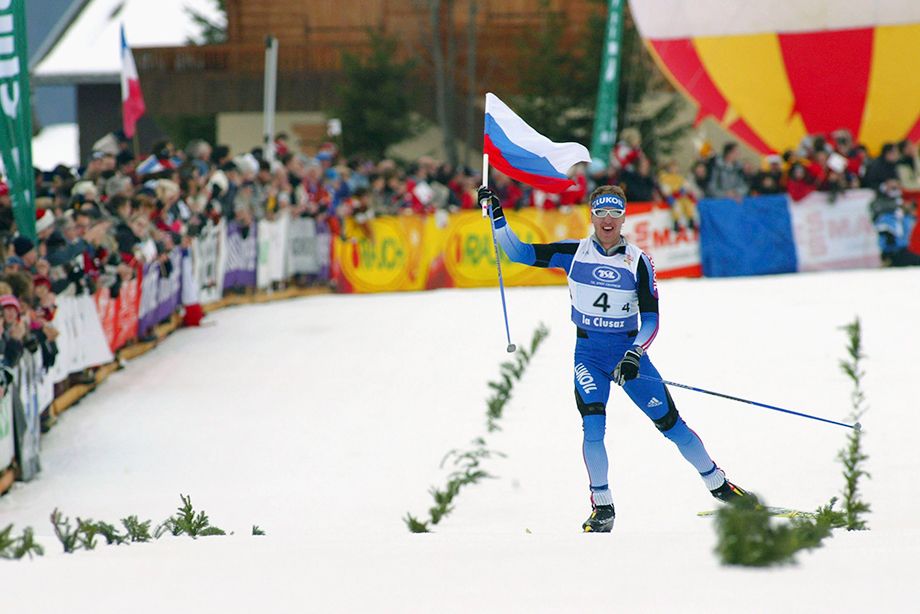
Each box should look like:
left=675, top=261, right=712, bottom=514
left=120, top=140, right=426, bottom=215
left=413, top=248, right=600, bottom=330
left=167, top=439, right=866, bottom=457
left=629, top=0, right=920, bottom=154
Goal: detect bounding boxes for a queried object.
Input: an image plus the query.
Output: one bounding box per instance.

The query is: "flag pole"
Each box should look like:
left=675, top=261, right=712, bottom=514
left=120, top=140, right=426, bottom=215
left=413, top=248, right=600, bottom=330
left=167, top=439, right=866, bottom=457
left=481, top=152, right=490, bottom=217
left=481, top=151, right=516, bottom=353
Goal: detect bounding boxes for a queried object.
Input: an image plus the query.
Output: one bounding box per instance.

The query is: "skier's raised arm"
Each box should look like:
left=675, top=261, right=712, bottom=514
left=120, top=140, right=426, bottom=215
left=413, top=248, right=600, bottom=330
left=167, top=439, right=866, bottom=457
left=478, top=187, right=577, bottom=270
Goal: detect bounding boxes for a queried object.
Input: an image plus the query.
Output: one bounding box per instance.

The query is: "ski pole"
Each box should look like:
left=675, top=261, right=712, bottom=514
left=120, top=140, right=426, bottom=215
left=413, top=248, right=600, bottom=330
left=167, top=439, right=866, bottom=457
left=481, top=153, right=516, bottom=353
left=637, top=374, right=860, bottom=431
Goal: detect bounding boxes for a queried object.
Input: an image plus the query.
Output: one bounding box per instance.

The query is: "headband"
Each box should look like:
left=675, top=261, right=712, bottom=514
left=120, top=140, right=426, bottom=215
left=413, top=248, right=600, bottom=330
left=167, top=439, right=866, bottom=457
left=590, top=194, right=625, bottom=211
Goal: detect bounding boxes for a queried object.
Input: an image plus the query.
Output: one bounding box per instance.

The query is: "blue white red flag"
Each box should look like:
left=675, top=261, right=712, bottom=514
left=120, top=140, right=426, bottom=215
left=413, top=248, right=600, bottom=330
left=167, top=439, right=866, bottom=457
left=120, top=25, right=146, bottom=138
left=483, top=93, right=591, bottom=193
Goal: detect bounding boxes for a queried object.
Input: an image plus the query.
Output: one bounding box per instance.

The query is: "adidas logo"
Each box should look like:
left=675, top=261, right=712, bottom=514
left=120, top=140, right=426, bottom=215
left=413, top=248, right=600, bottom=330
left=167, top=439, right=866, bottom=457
left=647, top=397, right=662, bottom=408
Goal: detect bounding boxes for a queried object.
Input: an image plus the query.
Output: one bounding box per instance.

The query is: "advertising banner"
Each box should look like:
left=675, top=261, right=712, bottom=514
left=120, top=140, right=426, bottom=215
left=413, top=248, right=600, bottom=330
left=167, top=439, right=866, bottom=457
left=699, top=194, right=798, bottom=277
left=138, top=248, right=183, bottom=336
left=790, top=189, right=881, bottom=271
left=257, top=214, right=289, bottom=289
left=138, top=259, right=161, bottom=336
left=194, top=220, right=225, bottom=304
left=14, top=350, right=43, bottom=481
left=223, top=221, right=258, bottom=289
left=154, top=249, right=183, bottom=323
left=49, top=295, right=116, bottom=384
left=94, top=272, right=142, bottom=352
left=0, top=394, right=12, bottom=470
left=331, top=205, right=702, bottom=293
left=287, top=216, right=321, bottom=277
left=623, top=202, right=703, bottom=278
left=0, top=1, right=35, bottom=239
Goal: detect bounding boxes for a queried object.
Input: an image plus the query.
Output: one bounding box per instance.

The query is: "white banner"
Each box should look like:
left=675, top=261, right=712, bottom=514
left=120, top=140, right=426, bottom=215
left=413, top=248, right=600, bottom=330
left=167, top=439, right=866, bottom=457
left=0, top=393, right=12, bottom=469
left=48, top=295, right=115, bottom=384
left=625, top=203, right=702, bottom=277
left=257, top=214, right=289, bottom=289
left=15, top=350, right=44, bottom=480
left=270, top=213, right=289, bottom=283
left=181, top=248, right=199, bottom=306
left=287, top=216, right=321, bottom=276
left=194, top=220, right=225, bottom=304
left=791, top=189, right=882, bottom=271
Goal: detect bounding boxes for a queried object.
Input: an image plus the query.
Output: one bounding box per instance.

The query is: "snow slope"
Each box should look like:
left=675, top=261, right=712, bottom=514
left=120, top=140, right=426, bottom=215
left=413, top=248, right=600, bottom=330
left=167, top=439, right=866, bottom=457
left=2, top=268, right=918, bottom=613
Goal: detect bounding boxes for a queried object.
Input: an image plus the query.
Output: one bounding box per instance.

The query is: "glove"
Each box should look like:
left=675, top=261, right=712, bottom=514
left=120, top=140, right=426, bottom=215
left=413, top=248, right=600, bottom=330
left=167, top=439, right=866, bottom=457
left=477, top=187, right=504, bottom=224
left=612, top=346, right=643, bottom=386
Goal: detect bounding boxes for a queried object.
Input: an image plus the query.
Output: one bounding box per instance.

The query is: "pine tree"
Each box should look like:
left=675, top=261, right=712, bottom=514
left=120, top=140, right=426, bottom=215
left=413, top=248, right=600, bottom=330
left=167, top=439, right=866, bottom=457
left=338, top=31, right=418, bottom=159
left=838, top=318, right=871, bottom=530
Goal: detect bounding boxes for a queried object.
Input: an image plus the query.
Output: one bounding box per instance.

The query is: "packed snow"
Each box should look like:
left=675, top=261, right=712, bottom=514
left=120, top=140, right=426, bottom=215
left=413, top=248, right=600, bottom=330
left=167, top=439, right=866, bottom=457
left=1, top=268, right=917, bottom=612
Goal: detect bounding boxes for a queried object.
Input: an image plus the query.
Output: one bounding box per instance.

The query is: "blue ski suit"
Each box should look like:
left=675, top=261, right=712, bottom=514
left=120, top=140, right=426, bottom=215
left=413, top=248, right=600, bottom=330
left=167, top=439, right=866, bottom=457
left=493, top=214, right=721, bottom=501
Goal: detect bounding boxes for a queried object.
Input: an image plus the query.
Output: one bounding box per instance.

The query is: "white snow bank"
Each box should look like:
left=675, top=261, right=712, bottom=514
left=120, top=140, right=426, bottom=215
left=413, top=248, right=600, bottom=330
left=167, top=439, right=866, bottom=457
left=1, top=268, right=916, bottom=612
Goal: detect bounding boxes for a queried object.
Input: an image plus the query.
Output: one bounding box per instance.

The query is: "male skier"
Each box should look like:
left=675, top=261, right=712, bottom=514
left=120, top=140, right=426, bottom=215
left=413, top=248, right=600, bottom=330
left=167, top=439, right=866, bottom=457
left=479, top=184, right=752, bottom=532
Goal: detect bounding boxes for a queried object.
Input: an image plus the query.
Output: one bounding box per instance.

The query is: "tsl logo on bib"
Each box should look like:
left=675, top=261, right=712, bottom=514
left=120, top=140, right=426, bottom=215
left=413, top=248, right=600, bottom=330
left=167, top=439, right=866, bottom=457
left=592, top=266, right=621, bottom=284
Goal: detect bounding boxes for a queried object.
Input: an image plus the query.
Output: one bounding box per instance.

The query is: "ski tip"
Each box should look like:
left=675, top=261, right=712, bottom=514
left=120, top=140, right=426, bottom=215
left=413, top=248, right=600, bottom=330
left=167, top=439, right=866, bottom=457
left=506, top=343, right=517, bottom=353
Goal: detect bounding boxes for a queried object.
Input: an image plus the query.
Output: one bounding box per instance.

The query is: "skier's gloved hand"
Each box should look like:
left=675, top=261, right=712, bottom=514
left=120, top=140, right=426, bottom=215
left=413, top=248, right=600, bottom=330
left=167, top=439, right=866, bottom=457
left=477, top=187, right=505, bottom=227
left=612, top=346, right=643, bottom=386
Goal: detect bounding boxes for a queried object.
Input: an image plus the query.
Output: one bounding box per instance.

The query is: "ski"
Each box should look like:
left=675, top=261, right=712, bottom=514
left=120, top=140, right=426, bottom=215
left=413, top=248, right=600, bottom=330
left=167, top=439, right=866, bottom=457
left=697, top=506, right=816, bottom=519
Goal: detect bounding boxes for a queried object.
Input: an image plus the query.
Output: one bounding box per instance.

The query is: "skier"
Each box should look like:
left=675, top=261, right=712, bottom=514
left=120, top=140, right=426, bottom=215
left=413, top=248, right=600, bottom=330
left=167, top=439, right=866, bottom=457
left=478, top=184, right=752, bottom=532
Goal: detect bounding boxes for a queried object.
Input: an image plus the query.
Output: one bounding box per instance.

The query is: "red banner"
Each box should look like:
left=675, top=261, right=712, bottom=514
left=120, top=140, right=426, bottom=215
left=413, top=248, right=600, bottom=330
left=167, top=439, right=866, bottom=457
left=94, top=269, right=142, bottom=352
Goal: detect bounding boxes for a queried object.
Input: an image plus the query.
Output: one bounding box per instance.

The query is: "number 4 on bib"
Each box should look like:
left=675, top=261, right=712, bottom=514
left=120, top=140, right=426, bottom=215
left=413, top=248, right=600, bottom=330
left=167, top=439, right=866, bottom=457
left=592, top=293, right=610, bottom=312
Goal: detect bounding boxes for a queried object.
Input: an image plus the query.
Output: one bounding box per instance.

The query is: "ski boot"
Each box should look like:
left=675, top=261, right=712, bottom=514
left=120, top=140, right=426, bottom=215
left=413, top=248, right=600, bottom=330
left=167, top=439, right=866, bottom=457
left=710, top=478, right=756, bottom=505
left=582, top=504, right=616, bottom=533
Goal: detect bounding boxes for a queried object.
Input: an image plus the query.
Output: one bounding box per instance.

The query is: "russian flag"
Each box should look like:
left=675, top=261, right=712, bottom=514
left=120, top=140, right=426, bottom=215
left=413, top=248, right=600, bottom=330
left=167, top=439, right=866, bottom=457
left=120, top=25, right=146, bottom=138
left=483, top=93, right=591, bottom=193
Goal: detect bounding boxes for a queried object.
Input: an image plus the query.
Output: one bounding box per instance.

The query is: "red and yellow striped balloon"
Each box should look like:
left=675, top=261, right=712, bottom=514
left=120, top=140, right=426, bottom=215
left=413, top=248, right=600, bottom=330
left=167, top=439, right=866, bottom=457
left=630, top=0, right=920, bottom=153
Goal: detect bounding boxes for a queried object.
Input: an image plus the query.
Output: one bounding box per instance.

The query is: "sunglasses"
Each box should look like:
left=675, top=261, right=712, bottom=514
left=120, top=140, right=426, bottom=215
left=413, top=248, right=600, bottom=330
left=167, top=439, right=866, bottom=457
left=591, top=208, right=625, bottom=218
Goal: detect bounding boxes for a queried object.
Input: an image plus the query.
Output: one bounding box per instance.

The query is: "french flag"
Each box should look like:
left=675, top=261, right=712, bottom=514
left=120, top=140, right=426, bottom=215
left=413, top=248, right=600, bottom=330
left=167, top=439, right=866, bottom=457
left=483, top=93, right=591, bottom=193
left=120, top=25, right=146, bottom=138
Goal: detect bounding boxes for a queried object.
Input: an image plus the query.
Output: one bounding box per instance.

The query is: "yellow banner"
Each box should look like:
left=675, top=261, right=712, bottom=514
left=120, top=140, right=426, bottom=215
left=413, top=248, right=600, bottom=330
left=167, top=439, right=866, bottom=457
left=331, top=208, right=592, bottom=293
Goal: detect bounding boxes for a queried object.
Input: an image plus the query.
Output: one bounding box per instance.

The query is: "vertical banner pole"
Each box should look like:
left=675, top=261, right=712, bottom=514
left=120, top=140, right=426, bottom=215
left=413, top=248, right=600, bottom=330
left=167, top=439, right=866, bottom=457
left=263, top=36, right=279, bottom=163
left=589, top=0, right=625, bottom=166
left=0, top=0, right=36, bottom=239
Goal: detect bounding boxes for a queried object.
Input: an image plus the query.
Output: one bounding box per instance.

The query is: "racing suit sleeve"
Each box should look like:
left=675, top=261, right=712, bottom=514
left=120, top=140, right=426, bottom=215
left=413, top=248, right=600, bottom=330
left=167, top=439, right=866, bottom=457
left=493, top=216, right=578, bottom=269
left=633, top=253, right=660, bottom=350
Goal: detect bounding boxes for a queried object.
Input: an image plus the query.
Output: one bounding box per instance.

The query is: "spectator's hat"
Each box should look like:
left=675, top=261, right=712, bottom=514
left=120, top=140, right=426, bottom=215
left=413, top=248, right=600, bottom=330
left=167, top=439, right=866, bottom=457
left=12, top=236, right=35, bottom=257
left=36, top=208, right=55, bottom=234
left=0, top=294, right=20, bottom=314
left=116, top=151, right=135, bottom=167
left=5, top=256, right=23, bottom=268
left=72, top=181, right=99, bottom=205
left=32, top=275, right=52, bottom=290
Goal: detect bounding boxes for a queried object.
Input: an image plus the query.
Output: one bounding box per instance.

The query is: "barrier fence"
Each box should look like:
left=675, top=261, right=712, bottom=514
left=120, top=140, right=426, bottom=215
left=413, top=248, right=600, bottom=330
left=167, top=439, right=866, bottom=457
left=0, top=194, right=891, bottom=488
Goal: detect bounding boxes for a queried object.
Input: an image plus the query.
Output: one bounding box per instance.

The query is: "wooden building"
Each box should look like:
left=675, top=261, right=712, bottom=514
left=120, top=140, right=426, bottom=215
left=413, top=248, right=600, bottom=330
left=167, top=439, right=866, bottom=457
left=136, top=0, right=603, bottom=153
left=33, top=0, right=604, bottom=159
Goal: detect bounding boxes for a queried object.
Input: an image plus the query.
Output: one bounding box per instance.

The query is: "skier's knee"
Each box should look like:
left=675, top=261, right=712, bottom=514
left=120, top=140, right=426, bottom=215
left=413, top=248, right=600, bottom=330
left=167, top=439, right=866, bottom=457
left=653, top=404, right=680, bottom=433
left=575, top=388, right=605, bottom=417
left=582, top=414, right=606, bottom=442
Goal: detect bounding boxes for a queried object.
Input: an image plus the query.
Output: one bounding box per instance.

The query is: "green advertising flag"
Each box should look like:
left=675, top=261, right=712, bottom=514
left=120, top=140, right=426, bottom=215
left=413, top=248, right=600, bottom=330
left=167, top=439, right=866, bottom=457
left=590, top=0, right=625, bottom=166
left=0, top=0, right=35, bottom=240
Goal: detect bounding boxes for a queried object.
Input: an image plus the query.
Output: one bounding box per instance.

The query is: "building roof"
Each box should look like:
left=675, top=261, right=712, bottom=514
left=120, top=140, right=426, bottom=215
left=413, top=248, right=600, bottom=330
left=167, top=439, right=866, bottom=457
left=31, top=0, right=225, bottom=85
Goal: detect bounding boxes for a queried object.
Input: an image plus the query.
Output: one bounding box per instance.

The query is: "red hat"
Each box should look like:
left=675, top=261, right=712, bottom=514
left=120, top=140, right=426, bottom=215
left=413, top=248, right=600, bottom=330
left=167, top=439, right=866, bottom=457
left=33, top=275, right=52, bottom=290
left=36, top=208, right=54, bottom=234
left=0, top=182, right=8, bottom=196
left=0, top=294, right=20, bottom=314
